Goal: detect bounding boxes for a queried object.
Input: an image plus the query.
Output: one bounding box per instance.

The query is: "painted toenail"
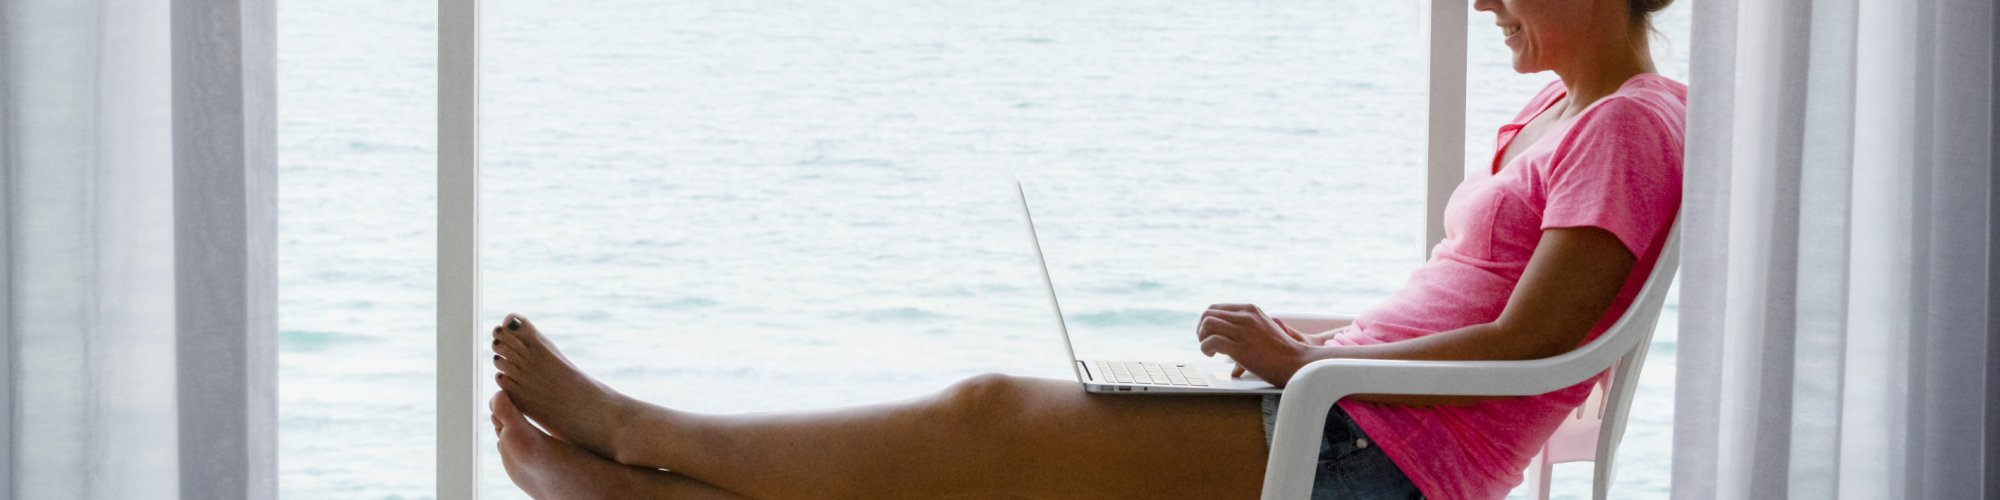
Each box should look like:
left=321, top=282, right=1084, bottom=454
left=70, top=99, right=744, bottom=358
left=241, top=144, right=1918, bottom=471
left=493, top=354, right=500, bottom=361
left=492, top=339, right=500, bottom=347
left=507, top=318, right=521, bottom=331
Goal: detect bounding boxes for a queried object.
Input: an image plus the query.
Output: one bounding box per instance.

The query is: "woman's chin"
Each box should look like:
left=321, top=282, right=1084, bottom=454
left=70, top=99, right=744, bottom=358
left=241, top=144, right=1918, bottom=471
left=1509, top=58, right=1547, bottom=75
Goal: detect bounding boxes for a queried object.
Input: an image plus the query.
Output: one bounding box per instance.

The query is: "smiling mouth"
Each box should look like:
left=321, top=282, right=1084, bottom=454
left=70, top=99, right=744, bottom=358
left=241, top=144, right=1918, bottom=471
left=1502, top=25, right=1521, bottom=36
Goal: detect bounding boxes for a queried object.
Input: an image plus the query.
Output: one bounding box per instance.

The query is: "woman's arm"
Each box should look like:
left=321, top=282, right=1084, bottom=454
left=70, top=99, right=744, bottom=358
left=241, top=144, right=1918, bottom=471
left=1196, top=226, right=1636, bottom=407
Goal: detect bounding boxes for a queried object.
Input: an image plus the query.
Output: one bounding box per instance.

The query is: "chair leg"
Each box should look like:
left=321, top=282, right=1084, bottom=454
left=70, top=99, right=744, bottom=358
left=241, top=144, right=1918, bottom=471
left=1523, top=446, right=1553, bottom=500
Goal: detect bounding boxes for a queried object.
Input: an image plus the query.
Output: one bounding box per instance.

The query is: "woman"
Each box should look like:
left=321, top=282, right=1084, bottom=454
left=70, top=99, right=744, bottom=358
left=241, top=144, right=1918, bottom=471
left=486, top=0, right=1684, bottom=497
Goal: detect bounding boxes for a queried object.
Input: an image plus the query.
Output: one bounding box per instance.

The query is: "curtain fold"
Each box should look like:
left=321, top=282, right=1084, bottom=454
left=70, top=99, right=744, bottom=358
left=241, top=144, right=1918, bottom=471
left=3, top=0, right=274, bottom=497
left=1674, top=0, right=1996, bottom=498
left=2, top=0, right=179, bottom=498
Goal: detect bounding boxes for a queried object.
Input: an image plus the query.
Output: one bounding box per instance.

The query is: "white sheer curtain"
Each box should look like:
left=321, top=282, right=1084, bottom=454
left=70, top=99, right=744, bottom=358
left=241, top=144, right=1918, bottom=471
left=1673, top=0, right=1996, bottom=498
left=3, top=0, right=178, bottom=497
left=3, top=0, right=275, bottom=497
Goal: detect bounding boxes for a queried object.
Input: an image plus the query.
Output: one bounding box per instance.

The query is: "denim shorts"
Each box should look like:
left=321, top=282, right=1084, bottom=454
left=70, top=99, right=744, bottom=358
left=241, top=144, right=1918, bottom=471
left=1261, top=395, right=1426, bottom=500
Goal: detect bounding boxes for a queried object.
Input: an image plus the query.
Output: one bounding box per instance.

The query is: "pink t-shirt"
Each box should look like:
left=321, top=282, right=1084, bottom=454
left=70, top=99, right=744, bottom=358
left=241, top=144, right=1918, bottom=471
left=1332, top=74, right=1685, bottom=500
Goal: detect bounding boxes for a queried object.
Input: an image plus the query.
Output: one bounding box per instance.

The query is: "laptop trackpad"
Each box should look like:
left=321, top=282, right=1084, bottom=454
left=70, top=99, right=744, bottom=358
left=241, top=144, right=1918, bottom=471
left=1213, top=371, right=1278, bottom=391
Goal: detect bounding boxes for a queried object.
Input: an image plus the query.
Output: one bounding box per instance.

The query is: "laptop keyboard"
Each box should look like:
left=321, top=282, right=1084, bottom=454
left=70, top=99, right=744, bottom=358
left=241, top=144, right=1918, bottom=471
left=1096, top=361, right=1210, bottom=387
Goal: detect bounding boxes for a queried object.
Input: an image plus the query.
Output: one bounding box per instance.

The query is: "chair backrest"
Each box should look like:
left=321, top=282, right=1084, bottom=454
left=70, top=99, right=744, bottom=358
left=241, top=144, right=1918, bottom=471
left=1590, top=218, right=1679, bottom=496
left=1535, top=218, right=1680, bottom=499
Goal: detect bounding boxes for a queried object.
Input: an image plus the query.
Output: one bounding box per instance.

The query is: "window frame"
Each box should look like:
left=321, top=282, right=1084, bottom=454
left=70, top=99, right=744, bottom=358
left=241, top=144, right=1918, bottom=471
left=430, top=1, right=1469, bottom=496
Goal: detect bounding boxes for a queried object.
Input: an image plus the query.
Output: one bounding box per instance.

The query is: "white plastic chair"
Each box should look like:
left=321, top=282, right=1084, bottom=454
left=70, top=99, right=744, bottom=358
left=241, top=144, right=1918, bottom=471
left=1259, top=221, right=1679, bottom=500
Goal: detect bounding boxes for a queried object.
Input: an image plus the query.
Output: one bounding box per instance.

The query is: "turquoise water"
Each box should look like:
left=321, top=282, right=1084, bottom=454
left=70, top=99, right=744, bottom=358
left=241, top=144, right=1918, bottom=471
left=277, top=0, right=1690, bottom=498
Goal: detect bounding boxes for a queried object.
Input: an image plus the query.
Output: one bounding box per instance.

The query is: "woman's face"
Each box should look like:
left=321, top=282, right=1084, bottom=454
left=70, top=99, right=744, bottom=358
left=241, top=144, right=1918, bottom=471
left=1472, top=0, right=1622, bottom=74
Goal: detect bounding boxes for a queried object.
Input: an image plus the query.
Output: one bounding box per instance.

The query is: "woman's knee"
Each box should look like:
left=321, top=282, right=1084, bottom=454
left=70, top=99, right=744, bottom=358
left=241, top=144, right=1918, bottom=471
left=934, top=373, right=1034, bottom=429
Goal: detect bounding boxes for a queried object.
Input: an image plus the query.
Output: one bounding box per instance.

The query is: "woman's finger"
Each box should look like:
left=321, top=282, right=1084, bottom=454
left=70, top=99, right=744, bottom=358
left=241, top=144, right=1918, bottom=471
left=1231, top=363, right=1246, bottom=378
left=1199, top=334, right=1237, bottom=357
left=1206, top=308, right=1262, bottom=329
left=1198, top=315, right=1239, bottom=340
left=1200, top=306, right=1247, bottom=325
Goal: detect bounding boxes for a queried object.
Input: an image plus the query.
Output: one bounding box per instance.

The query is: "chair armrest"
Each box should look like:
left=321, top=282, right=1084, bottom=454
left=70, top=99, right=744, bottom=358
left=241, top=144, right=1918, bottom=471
left=1258, top=334, right=1644, bottom=500
left=1266, top=312, right=1359, bottom=336
left=1256, top=217, right=1679, bottom=499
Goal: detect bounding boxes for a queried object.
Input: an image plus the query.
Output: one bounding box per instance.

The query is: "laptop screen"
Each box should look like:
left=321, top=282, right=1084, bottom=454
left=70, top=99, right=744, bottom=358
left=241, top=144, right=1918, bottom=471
left=1014, top=178, right=1086, bottom=382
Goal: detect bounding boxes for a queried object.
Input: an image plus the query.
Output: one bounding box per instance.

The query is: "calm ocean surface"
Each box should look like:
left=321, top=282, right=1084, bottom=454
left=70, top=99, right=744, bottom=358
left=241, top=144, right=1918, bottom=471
left=277, top=0, right=1690, bottom=497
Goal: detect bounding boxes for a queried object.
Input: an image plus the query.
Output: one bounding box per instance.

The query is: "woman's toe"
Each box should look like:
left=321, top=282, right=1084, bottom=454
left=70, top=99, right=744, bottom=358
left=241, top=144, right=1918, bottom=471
left=493, top=392, right=522, bottom=426
left=494, top=393, right=544, bottom=450
left=508, top=316, right=562, bottom=354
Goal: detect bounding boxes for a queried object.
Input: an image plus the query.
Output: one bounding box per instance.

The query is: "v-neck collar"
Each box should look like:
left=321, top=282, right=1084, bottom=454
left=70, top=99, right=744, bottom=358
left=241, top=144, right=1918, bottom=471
left=1491, top=89, right=1569, bottom=175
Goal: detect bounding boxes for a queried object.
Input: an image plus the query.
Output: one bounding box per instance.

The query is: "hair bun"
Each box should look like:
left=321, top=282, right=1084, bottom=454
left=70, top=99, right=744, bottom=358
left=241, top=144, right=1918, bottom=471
left=1629, top=0, right=1675, bottom=26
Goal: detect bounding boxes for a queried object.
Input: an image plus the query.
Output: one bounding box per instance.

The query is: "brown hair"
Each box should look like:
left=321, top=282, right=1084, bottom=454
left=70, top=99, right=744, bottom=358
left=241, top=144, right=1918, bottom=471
left=1628, top=0, right=1675, bottom=29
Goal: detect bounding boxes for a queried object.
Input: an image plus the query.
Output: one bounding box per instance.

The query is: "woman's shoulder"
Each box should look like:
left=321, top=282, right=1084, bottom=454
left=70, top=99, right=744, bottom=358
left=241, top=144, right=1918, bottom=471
left=1623, top=73, right=1688, bottom=97
left=1566, top=75, right=1688, bottom=141
left=1587, top=75, right=1687, bottom=124
left=1534, top=75, right=1688, bottom=180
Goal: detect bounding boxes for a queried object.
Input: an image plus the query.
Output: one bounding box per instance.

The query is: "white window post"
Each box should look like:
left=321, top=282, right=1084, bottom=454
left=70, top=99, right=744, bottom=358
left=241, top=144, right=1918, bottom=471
left=438, top=0, right=482, bottom=497
left=1423, top=0, right=1468, bottom=256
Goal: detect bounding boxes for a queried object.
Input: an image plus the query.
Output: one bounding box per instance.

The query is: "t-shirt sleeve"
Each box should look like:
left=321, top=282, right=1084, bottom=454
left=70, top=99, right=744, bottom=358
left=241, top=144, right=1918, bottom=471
left=1539, top=97, right=1683, bottom=257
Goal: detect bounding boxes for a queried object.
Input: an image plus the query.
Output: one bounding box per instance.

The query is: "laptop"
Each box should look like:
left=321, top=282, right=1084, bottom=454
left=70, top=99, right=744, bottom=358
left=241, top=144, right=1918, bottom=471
left=1014, top=180, right=1282, bottom=395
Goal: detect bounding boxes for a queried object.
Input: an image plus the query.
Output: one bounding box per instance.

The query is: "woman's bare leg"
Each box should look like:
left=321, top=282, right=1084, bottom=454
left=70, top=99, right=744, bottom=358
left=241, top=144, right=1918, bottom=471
left=491, top=391, right=752, bottom=500
left=492, top=314, right=1271, bottom=500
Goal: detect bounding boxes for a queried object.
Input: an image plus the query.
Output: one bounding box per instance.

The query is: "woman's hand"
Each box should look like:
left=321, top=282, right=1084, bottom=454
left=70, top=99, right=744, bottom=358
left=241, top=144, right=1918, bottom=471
left=1196, top=303, right=1312, bottom=386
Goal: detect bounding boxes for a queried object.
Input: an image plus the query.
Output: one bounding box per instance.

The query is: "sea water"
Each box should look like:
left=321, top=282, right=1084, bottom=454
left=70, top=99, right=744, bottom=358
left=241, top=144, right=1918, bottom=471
left=277, top=0, right=1690, bottom=498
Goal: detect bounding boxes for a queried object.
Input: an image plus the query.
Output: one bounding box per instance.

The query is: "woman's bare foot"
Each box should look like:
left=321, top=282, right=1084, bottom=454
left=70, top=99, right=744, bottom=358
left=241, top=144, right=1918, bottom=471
left=491, top=314, right=641, bottom=462
left=492, top=391, right=750, bottom=500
